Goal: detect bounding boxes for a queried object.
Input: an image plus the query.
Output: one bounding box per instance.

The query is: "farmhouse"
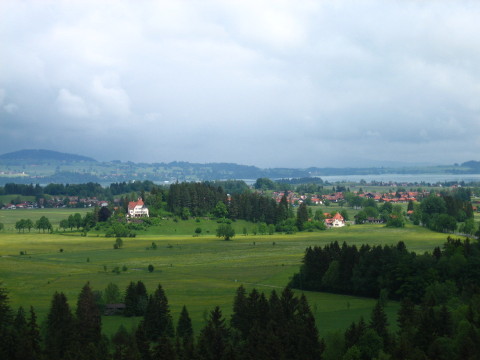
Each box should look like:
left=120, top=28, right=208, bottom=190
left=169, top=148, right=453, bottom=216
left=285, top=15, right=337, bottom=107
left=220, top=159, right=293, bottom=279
left=127, top=198, right=149, bottom=218
left=324, top=212, right=346, bottom=227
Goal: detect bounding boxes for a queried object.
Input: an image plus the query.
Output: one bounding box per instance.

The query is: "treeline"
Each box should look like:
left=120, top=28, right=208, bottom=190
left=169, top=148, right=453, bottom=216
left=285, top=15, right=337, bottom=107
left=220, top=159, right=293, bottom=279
left=0, top=283, right=323, bottom=360
left=0, top=181, right=158, bottom=198
left=165, top=182, right=295, bottom=225
left=290, top=237, right=480, bottom=303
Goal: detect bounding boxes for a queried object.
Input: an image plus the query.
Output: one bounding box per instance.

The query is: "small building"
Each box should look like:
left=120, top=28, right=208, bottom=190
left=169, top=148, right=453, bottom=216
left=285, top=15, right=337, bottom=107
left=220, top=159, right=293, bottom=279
left=324, top=212, right=345, bottom=228
left=104, top=303, right=126, bottom=316
left=127, top=198, right=149, bottom=218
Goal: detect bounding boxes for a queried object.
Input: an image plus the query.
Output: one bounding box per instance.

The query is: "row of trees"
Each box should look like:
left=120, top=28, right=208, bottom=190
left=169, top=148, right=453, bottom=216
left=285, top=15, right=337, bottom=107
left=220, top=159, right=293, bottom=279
left=290, top=237, right=480, bottom=303
left=0, top=282, right=323, bottom=360
left=15, top=216, right=52, bottom=233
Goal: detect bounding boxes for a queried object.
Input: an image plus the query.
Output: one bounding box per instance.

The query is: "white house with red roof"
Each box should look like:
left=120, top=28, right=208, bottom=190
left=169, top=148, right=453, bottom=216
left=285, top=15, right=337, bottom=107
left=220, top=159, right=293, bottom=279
left=128, top=198, right=149, bottom=218
left=324, top=212, right=345, bottom=228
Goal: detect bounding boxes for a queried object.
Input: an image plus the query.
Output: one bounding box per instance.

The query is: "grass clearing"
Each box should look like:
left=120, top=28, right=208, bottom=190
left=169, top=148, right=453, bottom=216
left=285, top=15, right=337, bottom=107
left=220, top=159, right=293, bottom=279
left=0, top=215, right=454, bottom=336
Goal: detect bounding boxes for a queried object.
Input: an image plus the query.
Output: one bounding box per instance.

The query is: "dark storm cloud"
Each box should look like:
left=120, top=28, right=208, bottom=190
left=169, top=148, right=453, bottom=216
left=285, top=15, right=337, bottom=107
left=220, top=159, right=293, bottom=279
left=1, top=0, right=480, bottom=167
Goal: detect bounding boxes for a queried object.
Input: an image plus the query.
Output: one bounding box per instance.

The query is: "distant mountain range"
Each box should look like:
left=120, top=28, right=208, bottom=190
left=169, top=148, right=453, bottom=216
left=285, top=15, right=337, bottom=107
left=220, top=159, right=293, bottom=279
left=0, top=149, right=479, bottom=185
left=0, top=149, right=96, bottom=163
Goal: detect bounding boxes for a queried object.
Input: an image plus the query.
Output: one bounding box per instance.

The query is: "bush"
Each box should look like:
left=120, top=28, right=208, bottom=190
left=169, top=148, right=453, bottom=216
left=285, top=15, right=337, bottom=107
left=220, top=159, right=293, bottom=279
left=148, top=264, right=154, bottom=273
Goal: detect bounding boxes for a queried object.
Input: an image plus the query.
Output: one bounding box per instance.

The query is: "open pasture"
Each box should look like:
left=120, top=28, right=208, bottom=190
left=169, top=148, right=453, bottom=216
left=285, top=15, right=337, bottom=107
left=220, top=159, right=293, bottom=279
left=0, top=207, right=91, bottom=230
left=0, top=221, right=454, bottom=336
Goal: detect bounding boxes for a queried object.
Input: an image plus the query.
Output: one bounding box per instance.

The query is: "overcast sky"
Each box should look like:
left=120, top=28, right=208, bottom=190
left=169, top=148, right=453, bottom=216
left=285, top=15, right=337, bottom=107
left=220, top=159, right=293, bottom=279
left=1, top=0, right=480, bottom=168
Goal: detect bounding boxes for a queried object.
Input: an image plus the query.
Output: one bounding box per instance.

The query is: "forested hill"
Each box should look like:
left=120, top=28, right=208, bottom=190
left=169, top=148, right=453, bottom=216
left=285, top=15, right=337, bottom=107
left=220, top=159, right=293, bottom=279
left=1, top=149, right=480, bottom=185
left=0, top=149, right=96, bottom=163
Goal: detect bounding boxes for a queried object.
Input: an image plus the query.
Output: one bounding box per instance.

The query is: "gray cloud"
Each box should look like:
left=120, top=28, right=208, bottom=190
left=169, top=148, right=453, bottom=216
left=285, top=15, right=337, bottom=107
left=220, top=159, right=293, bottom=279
left=1, top=0, right=480, bottom=168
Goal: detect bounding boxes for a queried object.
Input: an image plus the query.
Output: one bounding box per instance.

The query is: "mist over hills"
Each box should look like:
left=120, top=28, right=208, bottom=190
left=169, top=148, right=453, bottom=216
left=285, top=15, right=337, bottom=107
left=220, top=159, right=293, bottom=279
left=0, top=149, right=479, bottom=185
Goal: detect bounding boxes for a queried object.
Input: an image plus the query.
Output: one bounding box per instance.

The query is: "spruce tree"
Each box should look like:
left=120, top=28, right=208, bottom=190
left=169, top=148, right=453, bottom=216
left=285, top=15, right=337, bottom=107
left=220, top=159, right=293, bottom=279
left=13, top=306, right=32, bottom=360
left=143, top=284, right=174, bottom=341
left=369, top=301, right=389, bottom=347
left=176, top=306, right=195, bottom=360
left=135, top=323, right=152, bottom=360
left=230, top=285, right=248, bottom=338
left=0, top=285, right=14, bottom=360
left=27, top=306, right=42, bottom=360
left=177, top=305, right=193, bottom=340
left=295, top=294, right=323, bottom=359
left=197, top=306, right=233, bottom=360
left=45, top=292, right=75, bottom=360
left=76, top=282, right=102, bottom=347
left=124, top=282, right=137, bottom=317
left=135, top=281, right=148, bottom=316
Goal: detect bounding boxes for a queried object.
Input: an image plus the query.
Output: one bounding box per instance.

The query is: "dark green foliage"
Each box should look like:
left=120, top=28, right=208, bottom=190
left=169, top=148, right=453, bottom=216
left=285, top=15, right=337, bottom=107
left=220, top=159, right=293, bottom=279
left=98, top=206, right=112, bottom=222
left=143, top=284, right=174, bottom=341
left=296, top=202, right=309, bottom=230
left=112, top=325, right=141, bottom=360
left=197, top=306, right=233, bottom=360
left=0, top=285, right=14, bottom=360
left=76, top=283, right=102, bottom=347
left=290, top=237, right=479, bottom=303
left=254, top=177, right=276, bottom=190
left=45, top=292, right=75, bottom=360
left=124, top=281, right=148, bottom=317
left=177, top=305, right=193, bottom=340
left=35, top=215, right=52, bottom=233
left=216, top=224, right=235, bottom=240
left=152, top=335, right=176, bottom=360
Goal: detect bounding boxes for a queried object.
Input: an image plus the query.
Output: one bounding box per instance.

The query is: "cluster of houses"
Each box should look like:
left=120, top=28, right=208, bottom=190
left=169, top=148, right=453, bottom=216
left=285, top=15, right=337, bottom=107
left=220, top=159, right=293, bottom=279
left=356, top=191, right=424, bottom=203
left=1, top=197, right=111, bottom=210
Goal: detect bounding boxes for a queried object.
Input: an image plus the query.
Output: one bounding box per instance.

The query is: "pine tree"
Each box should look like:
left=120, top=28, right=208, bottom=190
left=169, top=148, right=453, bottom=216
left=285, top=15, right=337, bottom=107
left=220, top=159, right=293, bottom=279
left=296, top=202, right=309, bottom=231
left=76, top=282, right=102, bottom=347
left=369, top=301, right=389, bottom=347
left=295, top=294, right=323, bottom=359
left=27, top=306, right=42, bottom=360
left=177, top=305, right=193, bottom=340
left=197, top=306, right=233, bottom=360
left=135, top=323, right=152, bottom=360
left=143, top=284, right=174, bottom=341
left=45, top=292, right=75, bottom=360
left=135, top=281, right=148, bottom=316
left=230, top=285, right=248, bottom=338
left=0, top=285, right=14, bottom=360
left=124, top=282, right=137, bottom=317
left=13, top=306, right=34, bottom=360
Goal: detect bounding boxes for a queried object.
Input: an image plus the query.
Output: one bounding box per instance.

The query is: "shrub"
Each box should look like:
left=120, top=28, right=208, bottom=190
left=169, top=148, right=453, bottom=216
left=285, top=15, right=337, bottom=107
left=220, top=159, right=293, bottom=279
left=148, top=264, right=154, bottom=273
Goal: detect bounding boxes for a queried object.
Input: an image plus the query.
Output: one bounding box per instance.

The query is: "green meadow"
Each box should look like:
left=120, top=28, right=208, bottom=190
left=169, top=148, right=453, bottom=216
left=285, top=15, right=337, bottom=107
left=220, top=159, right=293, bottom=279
left=0, top=209, right=456, bottom=337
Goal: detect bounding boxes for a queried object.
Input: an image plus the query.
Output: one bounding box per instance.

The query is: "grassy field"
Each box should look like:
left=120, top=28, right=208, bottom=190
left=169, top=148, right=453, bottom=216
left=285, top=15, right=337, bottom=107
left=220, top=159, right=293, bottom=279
left=0, top=208, right=456, bottom=338
left=0, top=208, right=91, bottom=231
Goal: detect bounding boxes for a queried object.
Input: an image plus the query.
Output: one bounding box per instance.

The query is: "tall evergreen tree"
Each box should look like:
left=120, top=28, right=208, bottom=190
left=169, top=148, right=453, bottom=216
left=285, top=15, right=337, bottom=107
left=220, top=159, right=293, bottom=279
left=13, top=306, right=30, bottom=360
left=296, top=202, right=309, bottom=231
left=0, top=285, right=14, bottom=360
left=135, top=323, right=152, bottom=360
left=27, top=306, right=42, bottom=360
left=124, top=282, right=137, bottom=317
left=76, top=282, right=102, bottom=347
left=369, top=301, right=389, bottom=347
left=177, top=305, right=193, bottom=340
left=143, top=284, right=174, bottom=341
left=176, top=306, right=195, bottom=360
left=45, top=292, right=75, bottom=360
left=135, top=281, right=148, bottom=316
left=197, top=306, right=233, bottom=360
